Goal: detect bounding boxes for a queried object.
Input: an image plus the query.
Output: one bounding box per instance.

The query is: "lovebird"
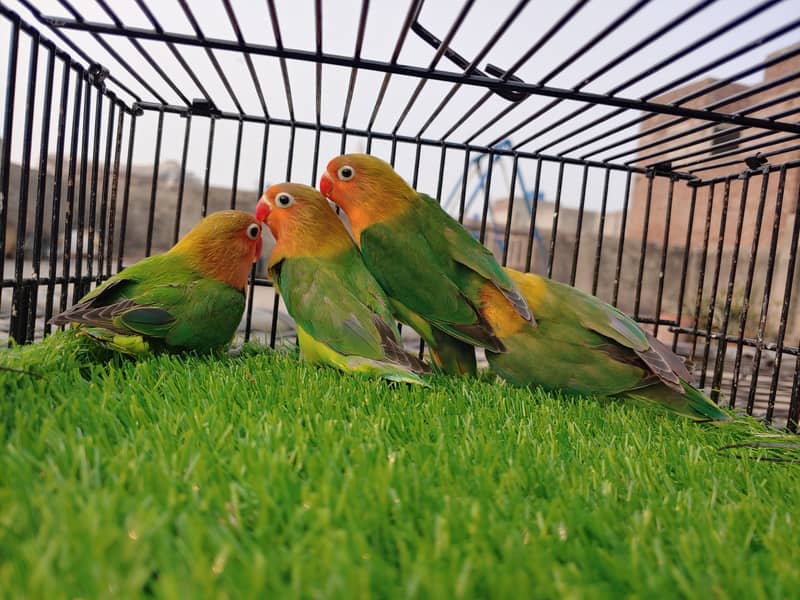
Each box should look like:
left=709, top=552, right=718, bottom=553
left=256, top=183, right=430, bottom=385
left=479, top=268, right=729, bottom=421
left=50, top=210, right=263, bottom=356
left=319, top=153, right=531, bottom=376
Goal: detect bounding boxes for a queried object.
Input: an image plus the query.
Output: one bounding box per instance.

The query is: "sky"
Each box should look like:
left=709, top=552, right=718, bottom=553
left=1, top=0, right=799, bottom=219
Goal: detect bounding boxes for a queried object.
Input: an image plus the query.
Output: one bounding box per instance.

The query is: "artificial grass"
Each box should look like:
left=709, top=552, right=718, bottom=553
left=1, top=335, right=799, bottom=598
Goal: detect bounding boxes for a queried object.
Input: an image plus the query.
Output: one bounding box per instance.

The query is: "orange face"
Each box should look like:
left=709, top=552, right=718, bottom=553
left=319, top=155, right=360, bottom=210
left=256, top=183, right=307, bottom=242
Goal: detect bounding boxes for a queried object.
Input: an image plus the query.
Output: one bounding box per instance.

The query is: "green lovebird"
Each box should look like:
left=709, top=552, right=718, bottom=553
left=319, top=153, right=531, bottom=377
left=256, top=183, right=430, bottom=385
left=49, top=210, right=263, bottom=356
left=479, top=268, right=729, bottom=421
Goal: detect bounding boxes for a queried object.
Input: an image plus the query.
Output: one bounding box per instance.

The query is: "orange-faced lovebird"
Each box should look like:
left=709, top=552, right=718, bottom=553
left=256, top=183, right=429, bottom=384
left=480, top=268, right=729, bottom=421
left=50, top=210, right=262, bottom=356
left=319, top=153, right=531, bottom=377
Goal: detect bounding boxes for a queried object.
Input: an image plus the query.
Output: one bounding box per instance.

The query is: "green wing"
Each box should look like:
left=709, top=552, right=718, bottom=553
left=50, top=254, right=245, bottom=353
left=273, top=252, right=401, bottom=361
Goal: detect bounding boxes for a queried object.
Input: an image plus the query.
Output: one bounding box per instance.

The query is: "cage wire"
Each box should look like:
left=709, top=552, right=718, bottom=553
left=1, top=0, right=799, bottom=428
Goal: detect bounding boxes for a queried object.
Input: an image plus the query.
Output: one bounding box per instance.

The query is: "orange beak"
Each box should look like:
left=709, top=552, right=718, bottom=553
left=255, top=198, right=270, bottom=222
left=319, top=172, right=333, bottom=198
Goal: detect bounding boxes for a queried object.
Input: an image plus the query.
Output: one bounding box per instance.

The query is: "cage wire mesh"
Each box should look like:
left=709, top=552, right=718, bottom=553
left=1, top=0, right=799, bottom=427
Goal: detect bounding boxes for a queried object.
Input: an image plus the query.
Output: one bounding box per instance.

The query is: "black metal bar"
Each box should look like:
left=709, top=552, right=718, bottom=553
left=672, top=184, right=698, bottom=353
left=265, top=0, right=295, bottom=120
left=478, top=154, right=494, bottom=244
left=132, top=101, right=691, bottom=178
left=611, top=172, right=632, bottom=306
left=749, top=166, right=787, bottom=418
left=60, top=66, right=83, bottom=313
left=773, top=181, right=800, bottom=429
left=0, top=16, right=19, bottom=322
left=145, top=109, right=164, bottom=256
left=501, top=155, right=519, bottom=267
left=689, top=184, right=714, bottom=362
left=546, top=162, right=565, bottom=279
left=591, top=169, right=611, bottom=297
left=173, top=115, right=192, bottom=245
left=85, top=86, right=103, bottom=285
left=106, top=108, right=124, bottom=278
left=652, top=177, right=675, bottom=339
left=46, top=16, right=800, bottom=135
left=9, top=31, right=38, bottom=343
left=177, top=0, right=244, bottom=113
left=523, top=158, right=543, bottom=274
left=340, top=0, right=370, bottom=142
left=44, top=56, right=71, bottom=333
left=201, top=118, right=215, bottom=218
left=230, top=119, right=244, bottom=209
left=674, top=131, right=800, bottom=172
left=97, top=99, right=116, bottom=283
left=790, top=347, right=800, bottom=432
left=699, top=179, right=731, bottom=389
left=730, top=171, right=769, bottom=407
left=221, top=0, right=269, bottom=116
left=633, top=174, right=654, bottom=319
left=690, top=143, right=800, bottom=175
left=72, top=78, right=92, bottom=304
left=117, top=114, right=137, bottom=272
left=570, top=166, right=589, bottom=287
left=135, top=0, right=213, bottom=104
left=245, top=122, right=270, bottom=344
left=12, top=1, right=141, bottom=104
left=457, top=149, right=470, bottom=223
left=711, top=175, right=749, bottom=405
left=667, top=326, right=798, bottom=357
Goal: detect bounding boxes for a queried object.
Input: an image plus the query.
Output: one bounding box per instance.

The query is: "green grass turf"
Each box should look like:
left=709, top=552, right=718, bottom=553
left=1, top=334, right=799, bottom=598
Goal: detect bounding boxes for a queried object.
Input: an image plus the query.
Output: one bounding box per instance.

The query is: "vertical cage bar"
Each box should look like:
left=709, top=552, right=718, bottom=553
left=86, top=87, right=103, bottom=285
left=28, top=44, right=56, bottom=341
left=230, top=118, right=244, bottom=209
left=767, top=175, right=799, bottom=426
left=9, top=30, right=38, bottom=344
left=72, top=78, right=91, bottom=303
left=44, top=57, right=71, bottom=333
left=546, top=162, right=566, bottom=280
left=117, top=112, right=136, bottom=271
left=652, top=177, right=675, bottom=339
left=791, top=347, right=800, bottom=432
left=478, top=154, right=494, bottom=244
left=244, top=121, right=270, bottom=344
left=569, top=165, right=589, bottom=287
left=700, top=178, right=731, bottom=389
left=591, top=169, right=611, bottom=296
left=173, top=114, right=192, bottom=245
left=0, top=17, right=19, bottom=319
left=145, top=108, right=164, bottom=256
left=524, top=158, right=543, bottom=274
left=501, top=155, right=519, bottom=267
left=611, top=172, right=632, bottom=306
left=105, top=108, right=124, bottom=278
left=60, top=68, right=83, bottom=314
left=201, top=117, right=216, bottom=218
left=435, top=144, right=447, bottom=202
left=672, top=185, right=698, bottom=353
left=731, top=171, right=770, bottom=408
left=712, top=175, right=749, bottom=405
left=457, top=150, right=470, bottom=223
left=689, top=183, right=715, bottom=363
left=749, top=166, right=786, bottom=418
left=97, top=99, right=116, bottom=282
left=633, top=174, right=654, bottom=319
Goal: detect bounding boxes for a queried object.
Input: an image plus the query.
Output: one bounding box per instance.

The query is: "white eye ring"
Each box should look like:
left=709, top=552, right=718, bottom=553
left=337, top=165, right=355, bottom=181
left=275, top=192, right=295, bottom=208
left=246, top=223, right=260, bottom=240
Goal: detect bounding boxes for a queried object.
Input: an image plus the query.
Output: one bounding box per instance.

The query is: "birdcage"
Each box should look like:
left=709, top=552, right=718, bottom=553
left=1, top=1, right=799, bottom=428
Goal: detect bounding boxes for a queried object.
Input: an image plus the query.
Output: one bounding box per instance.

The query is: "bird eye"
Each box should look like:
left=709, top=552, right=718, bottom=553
left=246, top=223, right=260, bottom=239
left=337, top=165, right=355, bottom=181
left=275, top=192, right=295, bottom=208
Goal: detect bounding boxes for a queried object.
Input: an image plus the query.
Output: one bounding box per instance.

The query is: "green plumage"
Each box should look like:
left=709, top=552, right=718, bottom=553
left=486, top=272, right=729, bottom=421
left=271, top=247, right=429, bottom=385
left=50, top=253, right=245, bottom=355
left=359, top=194, right=530, bottom=376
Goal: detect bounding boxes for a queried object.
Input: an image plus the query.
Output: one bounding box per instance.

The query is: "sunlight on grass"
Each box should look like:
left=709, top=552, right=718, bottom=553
left=1, top=336, right=798, bottom=598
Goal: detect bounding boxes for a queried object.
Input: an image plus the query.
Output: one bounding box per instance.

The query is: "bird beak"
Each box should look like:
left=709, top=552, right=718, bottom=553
left=255, top=197, right=270, bottom=222
left=319, top=171, right=333, bottom=198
